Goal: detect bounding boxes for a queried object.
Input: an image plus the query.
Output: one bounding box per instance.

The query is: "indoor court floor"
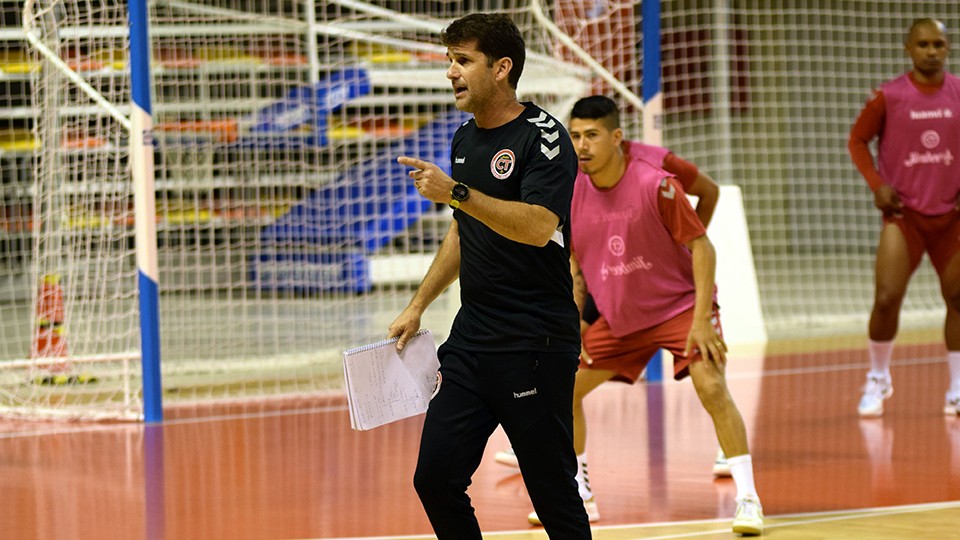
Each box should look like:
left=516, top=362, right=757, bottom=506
left=2, top=329, right=960, bottom=539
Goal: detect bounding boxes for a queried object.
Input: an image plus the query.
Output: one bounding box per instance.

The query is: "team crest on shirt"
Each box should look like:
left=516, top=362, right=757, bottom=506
left=608, top=235, right=626, bottom=256
left=491, top=149, right=516, bottom=179
left=921, top=130, right=941, bottom=149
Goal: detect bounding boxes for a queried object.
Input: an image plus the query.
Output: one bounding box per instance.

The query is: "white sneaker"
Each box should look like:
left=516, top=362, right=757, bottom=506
left=527, top=497, right=600, bottom=525
left=713, top=448, right=731, bottom=477
left=494, top=447, right=519, bottom=468
left=945, top=390, right=960, bottom=416
left=732, top=495, right=764, bottom=535
left=858, top=373, right=893, bottom=417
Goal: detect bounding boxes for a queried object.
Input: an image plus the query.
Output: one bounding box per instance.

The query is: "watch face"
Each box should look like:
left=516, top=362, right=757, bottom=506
left=452, top=183, right=470, bottom=201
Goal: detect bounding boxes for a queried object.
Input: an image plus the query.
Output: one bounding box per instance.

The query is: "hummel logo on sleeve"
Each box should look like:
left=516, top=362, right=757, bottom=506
left=659, top=178, right=676, bottom=200
left=540, top=129, right=559, bottom=143
left=541, top=144, right=560, bottom=160
left=528, top=112, right=561, bottom=160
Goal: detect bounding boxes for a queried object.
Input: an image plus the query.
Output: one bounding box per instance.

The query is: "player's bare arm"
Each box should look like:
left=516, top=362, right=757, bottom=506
left=569, top=252, right=593, bottom=364
left=684, top=234, right=726, bottom=364
left=388, top=220, right=461, bottom=350
left=569, top=252, right=588, bottom=316
left=687, top=171, right=720, bottom=227
left=398, top=155, right=561, bottom=246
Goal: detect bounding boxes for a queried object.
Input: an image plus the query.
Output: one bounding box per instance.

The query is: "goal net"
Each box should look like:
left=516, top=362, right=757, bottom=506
left=5, top=0, right=590, bottom=419
left=652, top=1, right=954, bottom=337
left=2, top=0, right=955, bottom=419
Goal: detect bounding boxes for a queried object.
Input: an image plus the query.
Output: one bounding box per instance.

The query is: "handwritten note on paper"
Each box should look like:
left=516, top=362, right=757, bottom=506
left=342, top=330, right=440, bottom=431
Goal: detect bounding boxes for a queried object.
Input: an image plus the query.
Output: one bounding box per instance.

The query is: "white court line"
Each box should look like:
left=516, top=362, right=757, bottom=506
left=681, top=354, right=945, bottom=384
left=313, top=500, right=960, bottom=540
left=0, top=404, right=350, bottom=440
left=0, top=353, right=946, bottom=439
left=590, top=500, right=960, bottom=540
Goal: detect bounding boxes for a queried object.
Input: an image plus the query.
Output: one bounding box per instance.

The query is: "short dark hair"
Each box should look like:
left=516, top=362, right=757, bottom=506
left=441, top=13, right=526, bottom=89
left=570, top=96, right=620, bottom=131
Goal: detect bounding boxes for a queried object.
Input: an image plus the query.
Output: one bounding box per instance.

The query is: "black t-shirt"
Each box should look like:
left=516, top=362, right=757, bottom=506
left=446, top=103, right=580, bottom=353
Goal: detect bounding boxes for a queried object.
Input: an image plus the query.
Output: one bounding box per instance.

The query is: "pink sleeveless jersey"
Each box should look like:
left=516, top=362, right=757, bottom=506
left=624, top=140, right=670, bottom=168
left=571, top=157, right=700, bottom=337
left=878, top=73, right=960, bottom=215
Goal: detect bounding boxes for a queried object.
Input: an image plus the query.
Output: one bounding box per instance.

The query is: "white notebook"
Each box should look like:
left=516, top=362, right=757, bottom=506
left=342, top=329, right=440, bottom=431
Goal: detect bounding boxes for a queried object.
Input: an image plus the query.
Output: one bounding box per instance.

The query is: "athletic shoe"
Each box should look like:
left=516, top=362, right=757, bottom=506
left=945, top=390, right=960, bottom=416
left=494, top=447, right=519, bottom=468
left=858, top=373, right=893, bottom=417
left=713, top=448, right=732, bottom=477
left=732, top=495, right=764, bottom=535
left=527, top=497, right=600, bottom=525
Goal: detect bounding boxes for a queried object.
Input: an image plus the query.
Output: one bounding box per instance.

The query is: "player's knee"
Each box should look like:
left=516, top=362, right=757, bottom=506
left=873, top=287, right=905, bottom=312
left=943, top=286, right=960, bottom=311
left=692, top=370, right=726, bottom=405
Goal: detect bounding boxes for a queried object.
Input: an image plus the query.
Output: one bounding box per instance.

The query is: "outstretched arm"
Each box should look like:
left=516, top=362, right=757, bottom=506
left=398, top=155, right=560, bottom=246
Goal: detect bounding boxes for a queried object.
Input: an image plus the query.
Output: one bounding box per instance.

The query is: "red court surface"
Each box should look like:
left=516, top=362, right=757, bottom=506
left=1, top=334, right=958, bottom=539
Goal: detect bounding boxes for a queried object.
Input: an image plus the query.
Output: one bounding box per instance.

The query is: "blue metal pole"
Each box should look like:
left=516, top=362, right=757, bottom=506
left=128, top=0, right=163, bottom=422
left=642, top=0, right=664, bottom=383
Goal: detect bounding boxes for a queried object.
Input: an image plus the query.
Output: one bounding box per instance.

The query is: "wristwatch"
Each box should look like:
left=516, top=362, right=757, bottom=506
left=450, top=182, right=470, bottom=209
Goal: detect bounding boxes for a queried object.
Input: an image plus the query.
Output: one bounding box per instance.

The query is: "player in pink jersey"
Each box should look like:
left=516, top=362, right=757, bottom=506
left=521, top=96, right=762, bottom=535
left=848, top=18, right=960, bottom=418
left=497, top=108, right=734, bottom=476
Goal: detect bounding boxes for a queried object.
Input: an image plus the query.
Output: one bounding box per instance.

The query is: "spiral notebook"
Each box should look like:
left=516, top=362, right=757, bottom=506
left=342, top=329, right=440, bottom=431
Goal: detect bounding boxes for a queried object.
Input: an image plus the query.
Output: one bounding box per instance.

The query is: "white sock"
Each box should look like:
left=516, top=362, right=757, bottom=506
left=948, top=351, right=960, bottom=394
left=575, top=453, right=593, bottom=500
left=868, top=340, right=894, bottom=379
left=727, top=454, right=759, bottom=503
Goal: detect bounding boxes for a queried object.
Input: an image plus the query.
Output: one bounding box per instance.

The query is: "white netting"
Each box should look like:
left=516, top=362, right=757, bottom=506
left=4, top=0, right=592, bottom=418
left=2, top=0, right=956, bottom=419
left=653, top=1, right=954, bottom=337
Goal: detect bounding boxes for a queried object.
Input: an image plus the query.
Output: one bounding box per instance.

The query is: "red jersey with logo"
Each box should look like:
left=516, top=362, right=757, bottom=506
left=849, top=72, right=960, bottom=216
left=571, top=156, right=714, bottom=337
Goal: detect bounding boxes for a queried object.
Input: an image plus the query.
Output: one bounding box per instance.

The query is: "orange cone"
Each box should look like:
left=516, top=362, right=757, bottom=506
left=32, top=273, right=69, bottom=373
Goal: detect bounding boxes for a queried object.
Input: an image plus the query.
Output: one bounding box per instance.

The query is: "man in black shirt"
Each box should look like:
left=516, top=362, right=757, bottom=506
left=390, top=12, right=591, bottom=539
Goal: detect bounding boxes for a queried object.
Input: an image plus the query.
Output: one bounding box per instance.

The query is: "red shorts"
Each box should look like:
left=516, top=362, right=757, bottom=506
left=580, top=306, right=723, bottom=383
left=885, top=207, right=960, bottom=275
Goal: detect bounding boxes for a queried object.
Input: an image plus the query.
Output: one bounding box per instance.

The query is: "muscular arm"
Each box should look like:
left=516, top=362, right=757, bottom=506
left=569, top=252, right=587, bottom=317
left=848, top=91, right=904, bottom=212
left=848, top=91, right=887, bottom=193
left=455, top=189, right=560, bottom=246
left=388, top=220, right=461, bottom=350
left=687, top=172, right=720, bottom=227
left=661, top=153, right=719, bottom=227
left=569, top=250, right=594, bottom=363
left=398, top=155, right=560, bottom=246
left=684, top=235, right=726, bottom=363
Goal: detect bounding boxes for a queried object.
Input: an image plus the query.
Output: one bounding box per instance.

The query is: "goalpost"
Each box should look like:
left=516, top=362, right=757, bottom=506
left=7, top=0, right=595, bottom=420
left=2, top=0, right=955, bottom=420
